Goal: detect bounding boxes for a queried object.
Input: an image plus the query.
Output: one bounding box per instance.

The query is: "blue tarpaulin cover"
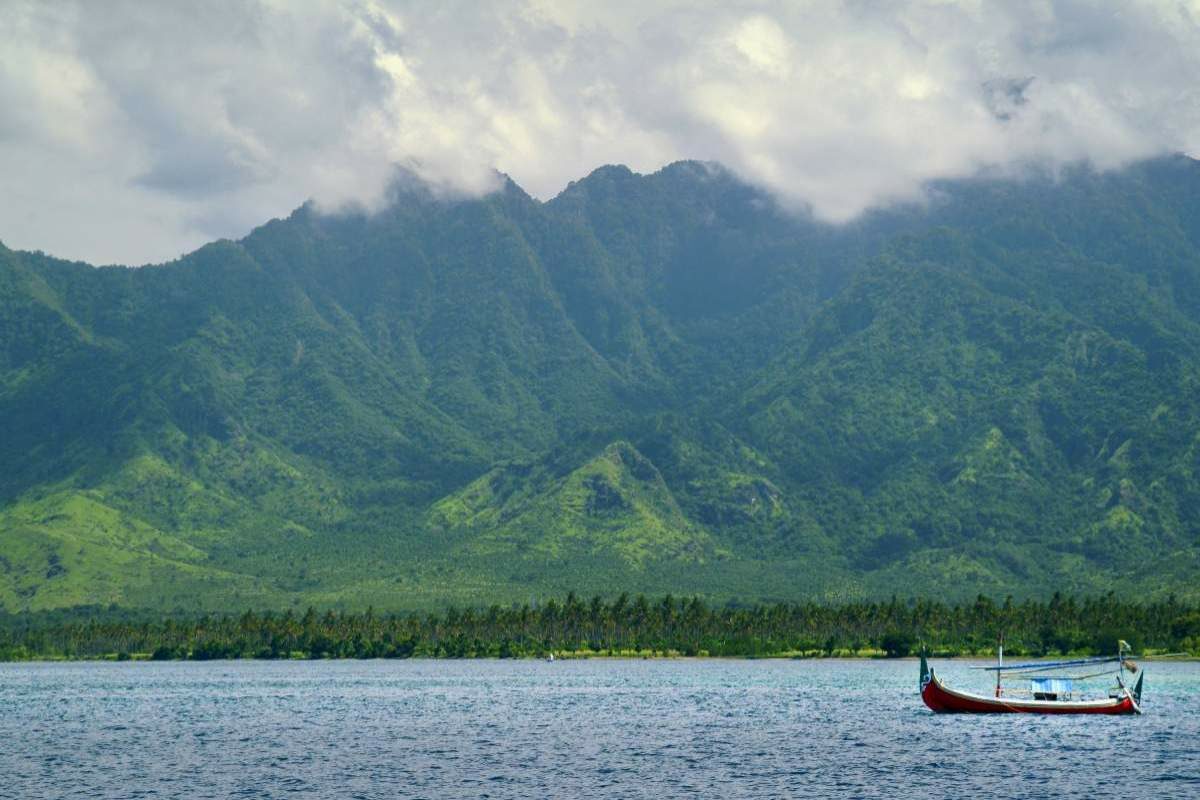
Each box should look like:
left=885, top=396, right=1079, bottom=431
left=1031, top=678, right=1073, bottom=695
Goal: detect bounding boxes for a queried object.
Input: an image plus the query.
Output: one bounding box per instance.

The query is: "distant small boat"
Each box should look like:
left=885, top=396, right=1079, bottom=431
left=920, top=640, right=1143, bottom=715
left=546, top=653, right=555, bottom=662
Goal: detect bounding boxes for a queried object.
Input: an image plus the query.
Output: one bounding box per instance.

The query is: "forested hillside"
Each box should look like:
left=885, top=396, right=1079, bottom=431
left=3, top=156, right=1199, bottom=611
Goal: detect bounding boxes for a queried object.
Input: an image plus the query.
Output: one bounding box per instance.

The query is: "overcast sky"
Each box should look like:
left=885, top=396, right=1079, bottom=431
left=2, top=0, right=1199, bottom=265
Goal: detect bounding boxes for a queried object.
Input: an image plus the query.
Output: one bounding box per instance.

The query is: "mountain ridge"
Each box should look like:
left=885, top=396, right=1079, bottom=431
left=3, top=156, right=1200, bottom=611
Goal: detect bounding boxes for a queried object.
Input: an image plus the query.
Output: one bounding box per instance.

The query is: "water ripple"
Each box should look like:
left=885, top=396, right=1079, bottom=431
left=1, top=659, right=1197, bottom=798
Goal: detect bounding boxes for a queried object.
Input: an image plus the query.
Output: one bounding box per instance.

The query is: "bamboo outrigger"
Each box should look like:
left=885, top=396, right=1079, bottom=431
left=920, top=640, right=1143, bottom=714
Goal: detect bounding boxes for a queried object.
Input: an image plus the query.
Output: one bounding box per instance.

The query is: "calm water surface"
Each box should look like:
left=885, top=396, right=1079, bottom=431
left=1, top=658, right=1197, bottom=799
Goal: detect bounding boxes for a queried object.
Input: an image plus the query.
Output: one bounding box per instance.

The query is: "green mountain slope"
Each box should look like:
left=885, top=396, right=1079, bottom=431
left=3, top=157, right=1200, bottom=611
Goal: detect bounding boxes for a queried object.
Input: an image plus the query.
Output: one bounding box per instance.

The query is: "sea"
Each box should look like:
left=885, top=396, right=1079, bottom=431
left=1, top=658, right=1196, bottom=799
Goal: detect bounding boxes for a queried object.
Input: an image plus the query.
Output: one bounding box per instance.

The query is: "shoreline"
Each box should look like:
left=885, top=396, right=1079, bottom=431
left=5, top=650, right=1196, bottom=664
left=6, top=593, right=1198, bottom=663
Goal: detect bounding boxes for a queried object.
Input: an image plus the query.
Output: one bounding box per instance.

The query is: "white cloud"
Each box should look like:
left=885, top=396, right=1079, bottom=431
left=1, top=0, right=1198, bottom=264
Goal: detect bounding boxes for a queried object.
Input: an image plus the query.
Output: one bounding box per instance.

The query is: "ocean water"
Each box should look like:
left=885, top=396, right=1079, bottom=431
left=1, top=658, right=1197, bottom=799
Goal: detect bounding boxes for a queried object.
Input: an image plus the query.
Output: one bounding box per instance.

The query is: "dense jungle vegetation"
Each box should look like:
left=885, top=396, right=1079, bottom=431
left=3, top=156, right=1200, bottom=611
left=2, top=593, right=1199, bottom=661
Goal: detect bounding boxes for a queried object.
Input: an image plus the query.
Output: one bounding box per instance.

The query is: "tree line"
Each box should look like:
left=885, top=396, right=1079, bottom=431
left=2, top=592, right=1198, bottom=661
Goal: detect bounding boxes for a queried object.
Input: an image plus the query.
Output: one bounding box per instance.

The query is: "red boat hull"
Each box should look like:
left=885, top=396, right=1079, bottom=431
left=921, top=670, right=1139, bottom=714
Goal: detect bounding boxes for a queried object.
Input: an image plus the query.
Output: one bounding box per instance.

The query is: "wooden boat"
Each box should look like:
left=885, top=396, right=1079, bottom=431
left=919, top=642, right=1143, bottom=715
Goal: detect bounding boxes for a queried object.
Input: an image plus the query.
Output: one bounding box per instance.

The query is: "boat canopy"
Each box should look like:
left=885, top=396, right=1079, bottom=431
left=1031, top=677, right=1073, bottom=695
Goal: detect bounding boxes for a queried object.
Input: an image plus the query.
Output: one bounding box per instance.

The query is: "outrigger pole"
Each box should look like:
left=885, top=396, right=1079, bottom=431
left=972, top=654, right=1123, bottom=672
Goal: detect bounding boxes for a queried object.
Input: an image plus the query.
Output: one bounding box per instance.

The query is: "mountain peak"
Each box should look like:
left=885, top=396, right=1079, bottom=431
left=554, top=160, right=738, bottom=199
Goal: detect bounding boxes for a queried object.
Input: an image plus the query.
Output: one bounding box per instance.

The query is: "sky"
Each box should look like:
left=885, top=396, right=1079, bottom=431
left=2, top=0, right=1199, bottom=266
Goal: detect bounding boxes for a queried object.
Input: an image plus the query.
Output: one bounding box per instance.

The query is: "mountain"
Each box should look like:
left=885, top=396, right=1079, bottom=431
left=3, top=157, right=1200, bottom=612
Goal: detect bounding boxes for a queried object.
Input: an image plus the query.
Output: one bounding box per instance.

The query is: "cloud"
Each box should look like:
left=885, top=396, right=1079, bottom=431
left=1, top=0, right=1199, bottom=264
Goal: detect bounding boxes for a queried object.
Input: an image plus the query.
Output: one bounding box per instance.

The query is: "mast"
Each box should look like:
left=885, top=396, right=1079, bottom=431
left=995, top=633, right=1004, bottom=698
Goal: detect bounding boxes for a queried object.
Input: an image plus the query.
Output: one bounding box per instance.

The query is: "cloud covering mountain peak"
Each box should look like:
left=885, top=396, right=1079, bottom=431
left=3, top=0, right=1198, bottom=264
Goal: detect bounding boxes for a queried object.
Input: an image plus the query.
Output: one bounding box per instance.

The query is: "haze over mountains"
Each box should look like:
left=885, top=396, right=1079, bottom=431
left=3, top=156, right=1200, bottom=612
